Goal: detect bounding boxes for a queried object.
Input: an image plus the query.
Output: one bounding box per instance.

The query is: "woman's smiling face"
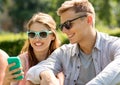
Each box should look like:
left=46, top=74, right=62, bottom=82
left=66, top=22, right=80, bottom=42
left=29, top=22, right=55, bottom=53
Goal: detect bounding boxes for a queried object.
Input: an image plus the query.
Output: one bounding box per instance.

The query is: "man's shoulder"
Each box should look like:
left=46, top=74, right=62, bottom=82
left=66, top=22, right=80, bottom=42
left=98, top=32, right=120, bottom=42
left=98, top=32, right=120, bottom=51
left=53, top=43, right=77, bottom=54
left=59, top=43, right=77, bottom=49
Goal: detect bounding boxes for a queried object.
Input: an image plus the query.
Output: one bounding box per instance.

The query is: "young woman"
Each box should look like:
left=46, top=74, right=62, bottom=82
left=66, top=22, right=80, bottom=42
left=3, top=12, right=62, bottom=85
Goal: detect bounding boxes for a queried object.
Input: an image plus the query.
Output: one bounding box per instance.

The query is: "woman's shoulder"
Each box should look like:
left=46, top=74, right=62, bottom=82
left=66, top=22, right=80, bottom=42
left=19, top=52, right=29, bottom=71
left=58, top=43, right=77, bottom=51
left=19, top=52, right=28, bottom=59
left=19, top=51, right=28, bottom=63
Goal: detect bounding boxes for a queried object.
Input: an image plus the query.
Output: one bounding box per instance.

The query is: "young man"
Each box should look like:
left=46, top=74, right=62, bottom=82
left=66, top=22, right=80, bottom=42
left=26, top=0, right=120, bottom=85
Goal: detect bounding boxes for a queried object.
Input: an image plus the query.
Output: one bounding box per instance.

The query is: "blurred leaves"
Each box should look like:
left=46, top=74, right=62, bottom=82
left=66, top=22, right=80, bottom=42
left=0, top=0, right=120, bottom=32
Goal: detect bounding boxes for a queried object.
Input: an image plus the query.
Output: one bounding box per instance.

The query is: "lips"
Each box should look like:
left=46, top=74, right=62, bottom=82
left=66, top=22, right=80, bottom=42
left=68, top=33, right=74, bottom=39
left=34, top=42, right=43, bottom=46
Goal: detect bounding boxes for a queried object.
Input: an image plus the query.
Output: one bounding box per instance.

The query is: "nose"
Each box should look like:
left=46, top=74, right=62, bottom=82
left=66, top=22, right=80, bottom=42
left=34, top=34, right=40, bottom=39
left=34, top=37, right=41, bottom=41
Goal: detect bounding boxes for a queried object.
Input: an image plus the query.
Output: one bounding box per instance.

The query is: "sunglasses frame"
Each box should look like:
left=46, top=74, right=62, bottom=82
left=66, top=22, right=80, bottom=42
left=59, top=15, right=87, bottom=30
left=27, top=30, right=52, bottom=39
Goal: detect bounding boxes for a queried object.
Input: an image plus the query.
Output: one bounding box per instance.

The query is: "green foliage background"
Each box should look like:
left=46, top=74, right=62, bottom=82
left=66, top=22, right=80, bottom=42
left=0, top=29, right=120, bottom=56
left=0, top=0, right=120, bottom=56
left=1, top=0, right=120, bottom=31
left=0, top=39, right=25, bottom=56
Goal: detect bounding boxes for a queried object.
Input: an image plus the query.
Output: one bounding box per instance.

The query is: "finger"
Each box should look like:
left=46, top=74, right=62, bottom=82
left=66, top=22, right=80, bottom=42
left=5, top=66, right=23, bottom=80
left=56, top=72, right=64, bottom=85
left=57, top=72, right=64, bottom=79
left=5, top=63, right=16, bottom=72
left=11, top=71, right=24, bottom=79
left=10, top=67, right=23, bottom=74
left=7, top=71, right=24, bottom=83
left=8, top=63, right=16, bottom=68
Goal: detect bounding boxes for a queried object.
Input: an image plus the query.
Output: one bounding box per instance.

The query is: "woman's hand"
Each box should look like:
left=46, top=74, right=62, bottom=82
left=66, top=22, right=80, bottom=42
left=3, top=63, right=24, bottom=85
left=26, top=80, right=39, bottom=85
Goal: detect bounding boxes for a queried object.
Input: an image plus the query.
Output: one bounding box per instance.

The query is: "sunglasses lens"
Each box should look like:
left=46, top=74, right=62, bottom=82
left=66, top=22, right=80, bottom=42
left=60, top=21, right=72, bottom=30
left=28, top=32, right=35, bottom=38
left=64, top=21, right=71, bottom=30
left=39, top=32, right=48, bottom=38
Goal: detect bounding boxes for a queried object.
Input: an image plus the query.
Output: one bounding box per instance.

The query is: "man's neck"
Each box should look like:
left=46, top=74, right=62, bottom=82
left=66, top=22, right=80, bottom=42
left=79, top=31, right=97, bottom=54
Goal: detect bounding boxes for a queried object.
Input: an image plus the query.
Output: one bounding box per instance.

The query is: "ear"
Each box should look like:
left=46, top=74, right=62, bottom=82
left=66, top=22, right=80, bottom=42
left=87, top=15, right=93, bottom=25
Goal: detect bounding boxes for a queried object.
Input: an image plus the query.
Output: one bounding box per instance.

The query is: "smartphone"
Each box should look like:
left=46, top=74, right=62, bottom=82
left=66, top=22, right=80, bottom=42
left=7, top=56, right=24, bottom=80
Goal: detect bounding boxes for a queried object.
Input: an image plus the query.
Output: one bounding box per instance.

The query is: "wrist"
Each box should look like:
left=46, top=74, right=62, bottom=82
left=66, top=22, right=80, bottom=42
left=40, top=70, right=55, bottom=81
left=39, top=70, right=60, bottom=85
left=3, top=81, right=10, bottom=85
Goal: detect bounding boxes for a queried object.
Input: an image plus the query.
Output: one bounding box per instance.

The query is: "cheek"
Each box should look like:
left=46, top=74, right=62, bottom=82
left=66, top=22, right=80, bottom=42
left=45, top=38, right=53, bottom=45
left=72, top=26, right=80, bottom=34
left=42, top=39, right=52, bottom=49
left=45, top=36, right=54, bottom=46
left=29, top=39, right=34, bottom=46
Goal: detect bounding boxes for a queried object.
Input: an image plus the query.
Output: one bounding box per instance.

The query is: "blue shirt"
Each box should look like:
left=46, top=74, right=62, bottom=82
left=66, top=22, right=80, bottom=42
left=26, top=32, right=120, bottom=85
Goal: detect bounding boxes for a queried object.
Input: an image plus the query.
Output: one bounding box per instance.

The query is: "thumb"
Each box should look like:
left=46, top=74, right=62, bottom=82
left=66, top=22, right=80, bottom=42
left=56, top=72, right=64, bottom=85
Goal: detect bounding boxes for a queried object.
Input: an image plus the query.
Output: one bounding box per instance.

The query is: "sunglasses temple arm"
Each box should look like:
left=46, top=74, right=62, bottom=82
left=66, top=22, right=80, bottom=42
left=70, top=15, right=87, bottom=22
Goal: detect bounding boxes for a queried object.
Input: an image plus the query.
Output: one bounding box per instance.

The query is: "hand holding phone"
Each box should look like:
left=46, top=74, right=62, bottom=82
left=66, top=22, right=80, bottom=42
left=7, top=56, right=24, bottom=80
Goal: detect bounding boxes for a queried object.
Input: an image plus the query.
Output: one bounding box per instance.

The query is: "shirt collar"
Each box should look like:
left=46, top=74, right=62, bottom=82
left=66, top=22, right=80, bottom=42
left=94, top=31, right=102, bottom=51
left=71, top=43, right=80, bottom=57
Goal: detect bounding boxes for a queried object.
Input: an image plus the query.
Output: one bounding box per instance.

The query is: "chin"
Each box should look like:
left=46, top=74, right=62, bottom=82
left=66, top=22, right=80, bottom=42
left=70, top=41, right=76, bottom=44
left=34, top=49, right=40, bottom=52
left=70, top=38, right=78, bottom=44
left=34, top=48, right=42, bottom=52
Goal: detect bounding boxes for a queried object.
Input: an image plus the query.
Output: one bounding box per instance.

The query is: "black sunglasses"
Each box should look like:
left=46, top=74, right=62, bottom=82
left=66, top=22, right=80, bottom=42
left=59, top=15, right=87, bottom=30
left=27, top=30, right=52, bottom=39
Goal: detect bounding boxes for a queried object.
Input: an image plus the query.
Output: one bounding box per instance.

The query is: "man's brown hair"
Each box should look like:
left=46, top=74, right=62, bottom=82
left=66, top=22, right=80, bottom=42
left=57, top=0, right=95, bottom=26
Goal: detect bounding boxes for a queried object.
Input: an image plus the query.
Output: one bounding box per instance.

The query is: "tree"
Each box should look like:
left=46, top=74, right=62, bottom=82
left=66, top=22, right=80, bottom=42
left=8, top=0, right=53, bottom=32
left=1, top=0, right=120, bottom=32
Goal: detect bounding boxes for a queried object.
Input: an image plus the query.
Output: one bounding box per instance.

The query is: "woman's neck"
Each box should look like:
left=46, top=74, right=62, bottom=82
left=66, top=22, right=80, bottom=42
left=34, top=49, right=49, bottom=62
